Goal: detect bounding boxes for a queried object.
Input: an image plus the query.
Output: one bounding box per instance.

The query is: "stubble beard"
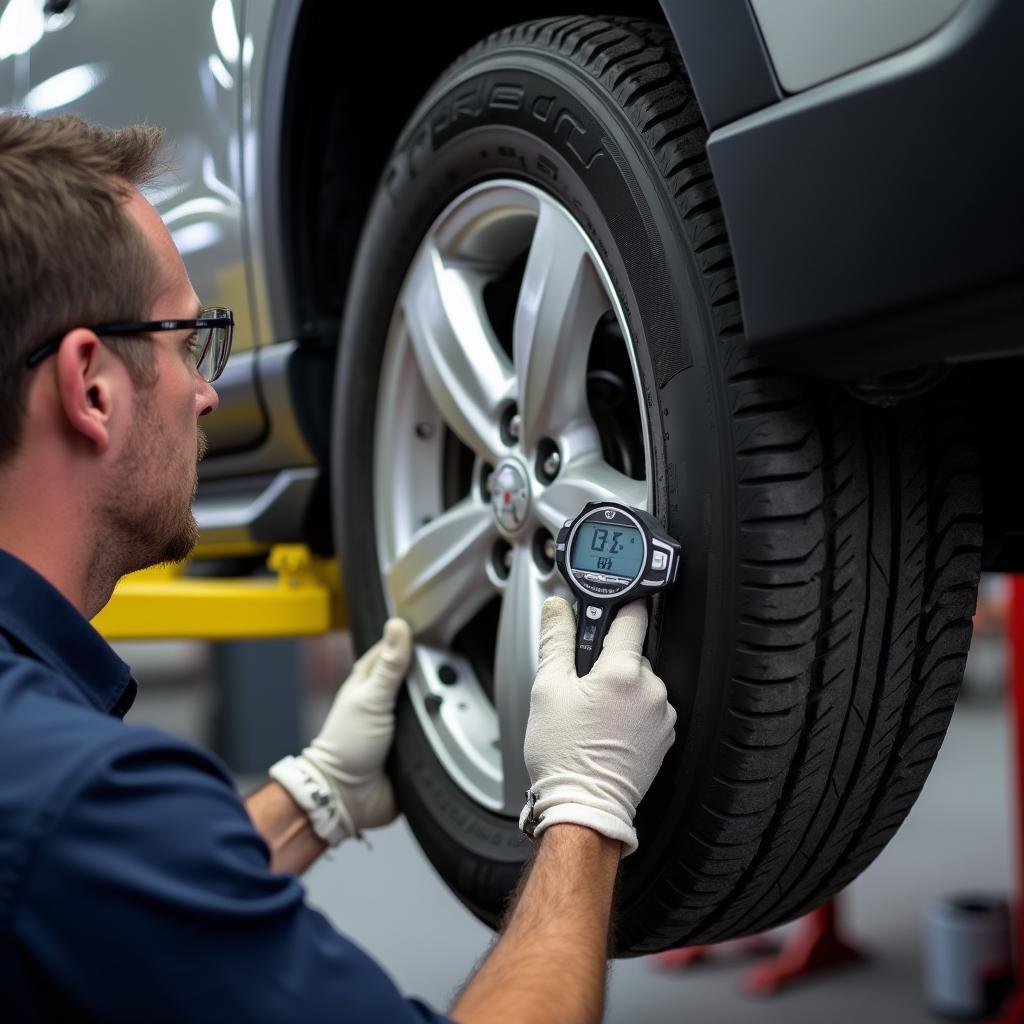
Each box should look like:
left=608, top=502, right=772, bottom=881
left=101, top=415, right=207, bottom=578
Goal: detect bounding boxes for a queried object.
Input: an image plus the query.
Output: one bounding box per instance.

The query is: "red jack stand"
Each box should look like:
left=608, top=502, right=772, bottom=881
left=992, top=575, right=1024, bottom=1023
left=741, top=898, right=867, bottom=994
left=653, top=897, right=866, bottom=994
left=654, top=934, right=776, bottom=971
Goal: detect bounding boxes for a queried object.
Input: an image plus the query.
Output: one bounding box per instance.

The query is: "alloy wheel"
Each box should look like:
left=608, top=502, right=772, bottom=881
left=374, top=180, right=651, bottom=812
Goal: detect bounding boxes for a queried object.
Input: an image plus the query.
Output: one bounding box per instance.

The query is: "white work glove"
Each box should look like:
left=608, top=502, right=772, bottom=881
left=269, top=618, right=413, bottom=846
left=519, top=597, right=676, bottom=856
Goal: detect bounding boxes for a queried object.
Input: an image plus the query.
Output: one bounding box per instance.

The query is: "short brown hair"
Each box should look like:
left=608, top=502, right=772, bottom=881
left=0, top=113, right=165, bottom=465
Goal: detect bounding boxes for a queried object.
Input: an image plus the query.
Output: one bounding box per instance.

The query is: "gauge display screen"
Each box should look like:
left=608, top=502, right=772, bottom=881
left=570, top=522, right=643, bottom=578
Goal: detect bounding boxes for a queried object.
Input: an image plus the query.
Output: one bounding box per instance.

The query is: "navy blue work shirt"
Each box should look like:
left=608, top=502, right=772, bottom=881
left=0, top=548, right=451, bottom=1023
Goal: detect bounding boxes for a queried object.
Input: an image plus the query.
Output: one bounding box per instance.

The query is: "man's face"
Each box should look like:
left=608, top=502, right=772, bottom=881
left=100, top=188, right=219, bottom=572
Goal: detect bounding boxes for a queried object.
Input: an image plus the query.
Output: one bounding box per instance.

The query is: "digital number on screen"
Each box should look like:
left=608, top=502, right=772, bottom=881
left=570, top=523, right=644, bottom=577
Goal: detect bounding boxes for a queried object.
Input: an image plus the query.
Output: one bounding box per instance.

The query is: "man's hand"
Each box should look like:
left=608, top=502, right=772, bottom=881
left=519, top=596, right=675, bottom=855
left=269, top=618, right=412, bottom=847
left=452, top=598, right=676, bottom=1023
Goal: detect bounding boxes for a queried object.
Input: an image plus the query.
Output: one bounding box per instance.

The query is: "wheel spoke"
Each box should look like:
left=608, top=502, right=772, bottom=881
left=513, top=200, right=611, bottom=451
left=536, top=458, right=648, bottom=534
left=386, top=499, right=497, bottom=645
left=493, top=546, right=550, bottom=814
left=402, top=246, right=514, bottom=463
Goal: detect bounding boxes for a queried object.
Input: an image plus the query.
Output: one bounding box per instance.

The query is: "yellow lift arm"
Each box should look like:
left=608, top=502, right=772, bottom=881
left=92, top=545, right=347, bottom=641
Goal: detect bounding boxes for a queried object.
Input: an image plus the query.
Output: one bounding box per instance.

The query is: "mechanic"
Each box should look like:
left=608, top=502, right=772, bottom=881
left=0, top=113, right=676, bottom=1023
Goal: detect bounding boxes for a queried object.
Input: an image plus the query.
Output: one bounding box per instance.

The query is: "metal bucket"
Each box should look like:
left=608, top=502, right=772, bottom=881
left=923, top=894, right=1013, bottom=1019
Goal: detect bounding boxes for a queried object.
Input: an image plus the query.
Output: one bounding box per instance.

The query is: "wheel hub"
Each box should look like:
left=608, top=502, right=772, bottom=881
left=489, top=458, right=531, bottom=534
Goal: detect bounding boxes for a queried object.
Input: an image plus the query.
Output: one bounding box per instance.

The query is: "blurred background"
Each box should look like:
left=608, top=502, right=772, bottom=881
left=119, top=572, right=1015, bottom=1023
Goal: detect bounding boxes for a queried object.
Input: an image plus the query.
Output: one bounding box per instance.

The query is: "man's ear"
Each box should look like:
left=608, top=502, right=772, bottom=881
left=54, top=329, right=119, bottom=454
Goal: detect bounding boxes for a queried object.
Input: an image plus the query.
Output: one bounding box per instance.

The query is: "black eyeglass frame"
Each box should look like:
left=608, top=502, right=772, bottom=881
left=24, top=307, right=234, bottom=383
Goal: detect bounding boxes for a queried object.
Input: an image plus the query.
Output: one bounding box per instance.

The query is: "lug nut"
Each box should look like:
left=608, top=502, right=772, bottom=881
left=533, top=530, right=556, bottom=572
left=500, top=405, right=521, bottom=446
left=536, top=439, right=561, bottom=483
left=493, top=540, right=513, bottom=579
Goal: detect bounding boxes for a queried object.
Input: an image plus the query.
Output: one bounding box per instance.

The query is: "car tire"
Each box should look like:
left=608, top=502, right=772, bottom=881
left=333, top=15, right=982, bottom=951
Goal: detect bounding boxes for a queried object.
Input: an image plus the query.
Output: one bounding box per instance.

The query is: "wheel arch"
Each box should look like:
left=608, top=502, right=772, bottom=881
left=267, top=2, right=778, bottom=349
left=264, top=2, right=676, bottom=347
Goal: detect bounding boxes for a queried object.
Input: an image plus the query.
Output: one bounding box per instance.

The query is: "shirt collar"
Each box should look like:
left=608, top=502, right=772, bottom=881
left=0, top=548, right=137, bottom=717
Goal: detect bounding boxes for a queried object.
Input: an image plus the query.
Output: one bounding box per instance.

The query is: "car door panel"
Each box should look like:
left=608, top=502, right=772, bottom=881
left=6, top=0, right=267, bottom=453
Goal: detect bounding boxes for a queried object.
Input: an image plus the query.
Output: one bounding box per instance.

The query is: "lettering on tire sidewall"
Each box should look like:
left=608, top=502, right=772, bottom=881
left=391, top=67, right=640, bottom=329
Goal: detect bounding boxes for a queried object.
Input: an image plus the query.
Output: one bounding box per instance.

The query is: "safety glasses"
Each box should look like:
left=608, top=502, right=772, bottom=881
left=25, top=307, right=234, bottom=383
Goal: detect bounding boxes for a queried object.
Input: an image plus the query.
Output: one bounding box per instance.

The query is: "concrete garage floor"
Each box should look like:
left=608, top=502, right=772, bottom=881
left=124, top=635, right=1014, bottom=1023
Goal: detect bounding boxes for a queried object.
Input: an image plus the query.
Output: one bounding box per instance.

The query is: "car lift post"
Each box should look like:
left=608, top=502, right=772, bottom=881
left=994, top=574, right=1024, bottom=1023
left=92, top=544, right=345, bottom=773
left=92, top=545, right=345, bottom=641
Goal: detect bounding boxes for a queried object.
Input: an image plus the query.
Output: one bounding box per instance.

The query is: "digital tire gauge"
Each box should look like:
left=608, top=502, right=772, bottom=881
left=554, top=501, right=682, bottom=676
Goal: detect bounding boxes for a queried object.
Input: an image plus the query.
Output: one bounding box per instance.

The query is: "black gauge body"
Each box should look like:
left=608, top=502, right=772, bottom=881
left=554, top=501, right=682, bottom=676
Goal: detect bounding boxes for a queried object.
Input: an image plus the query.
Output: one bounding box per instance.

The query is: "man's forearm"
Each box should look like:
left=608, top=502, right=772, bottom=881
left=245, top=781, right=326, bottom=876
left=450, top=824, right=621, bottom=1024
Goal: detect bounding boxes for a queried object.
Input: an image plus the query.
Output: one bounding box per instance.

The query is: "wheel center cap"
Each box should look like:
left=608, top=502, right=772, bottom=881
left=490, top=459, right=530, bottom=533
